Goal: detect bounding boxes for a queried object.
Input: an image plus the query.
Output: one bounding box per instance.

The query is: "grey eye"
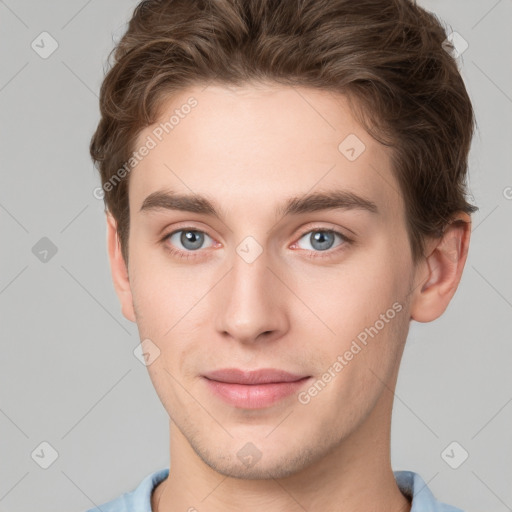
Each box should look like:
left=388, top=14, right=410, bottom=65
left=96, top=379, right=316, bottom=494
left=169, top=230, right=212, bottom=251
left=297, top=230, right=343, bottom=251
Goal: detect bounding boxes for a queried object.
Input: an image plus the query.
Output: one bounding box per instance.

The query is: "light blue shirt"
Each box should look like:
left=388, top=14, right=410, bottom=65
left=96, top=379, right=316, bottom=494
left=85, top=468, right=465, bottom=512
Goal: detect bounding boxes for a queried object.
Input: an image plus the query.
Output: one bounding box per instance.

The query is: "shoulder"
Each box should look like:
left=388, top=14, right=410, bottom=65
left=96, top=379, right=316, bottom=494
left=394, top=470, right=465, bottom=512
left=84, top=467, right=170, bottom=512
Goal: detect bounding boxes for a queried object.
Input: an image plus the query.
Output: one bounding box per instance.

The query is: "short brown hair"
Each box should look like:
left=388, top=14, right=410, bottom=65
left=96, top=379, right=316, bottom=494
left=90, top=0, right=478, bottom=266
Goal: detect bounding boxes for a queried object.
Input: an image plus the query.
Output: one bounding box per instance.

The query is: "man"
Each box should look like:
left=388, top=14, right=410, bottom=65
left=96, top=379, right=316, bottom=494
left=87, top=0, right=477, bottom=510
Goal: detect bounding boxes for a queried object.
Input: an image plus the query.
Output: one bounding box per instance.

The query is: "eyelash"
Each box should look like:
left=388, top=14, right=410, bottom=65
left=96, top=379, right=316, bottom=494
left=160, top=226, right=353, bottom=261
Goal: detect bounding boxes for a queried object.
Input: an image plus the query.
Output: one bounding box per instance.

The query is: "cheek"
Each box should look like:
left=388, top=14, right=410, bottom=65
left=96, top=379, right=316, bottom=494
left=303, top=243, right=409, bottom=378
left=306, top=258, right=397, bottom=336
left=130, top=252, right=185, bottom=318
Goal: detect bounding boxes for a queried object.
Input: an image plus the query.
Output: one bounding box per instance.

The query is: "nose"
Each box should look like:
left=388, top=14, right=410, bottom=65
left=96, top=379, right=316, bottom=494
left=215, top=246, right=289, bottom=345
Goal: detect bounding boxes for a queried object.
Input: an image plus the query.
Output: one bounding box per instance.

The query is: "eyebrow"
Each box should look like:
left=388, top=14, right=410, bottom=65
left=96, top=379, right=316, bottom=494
left=139, top=188, right=379, bottom=218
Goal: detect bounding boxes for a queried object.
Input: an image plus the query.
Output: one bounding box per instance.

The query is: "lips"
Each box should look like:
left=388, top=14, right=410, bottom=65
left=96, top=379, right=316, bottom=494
left=203, top=368, right=308, bottom=385
left=202, top=368, right=311, bottom=409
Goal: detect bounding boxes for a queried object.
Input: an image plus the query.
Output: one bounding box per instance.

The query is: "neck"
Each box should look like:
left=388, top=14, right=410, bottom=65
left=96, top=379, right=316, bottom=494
left=152, top=384, right=411, bottom=512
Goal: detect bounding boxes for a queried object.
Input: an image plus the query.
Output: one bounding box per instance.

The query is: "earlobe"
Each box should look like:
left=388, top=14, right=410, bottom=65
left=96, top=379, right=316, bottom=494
left=106, top=212, right=136, bottom=323
left=410, top=214, right=471, bottom=323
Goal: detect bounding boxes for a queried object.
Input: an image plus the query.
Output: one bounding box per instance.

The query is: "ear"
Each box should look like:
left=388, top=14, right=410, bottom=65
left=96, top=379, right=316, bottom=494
left=106, top=212, right=136, bottom=323
left=410, top=213, right=472, bottom=323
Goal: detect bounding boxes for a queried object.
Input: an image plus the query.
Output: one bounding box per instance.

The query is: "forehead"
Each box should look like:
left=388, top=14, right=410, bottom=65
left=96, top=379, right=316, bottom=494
left=128, top=83, right=403, bottom=221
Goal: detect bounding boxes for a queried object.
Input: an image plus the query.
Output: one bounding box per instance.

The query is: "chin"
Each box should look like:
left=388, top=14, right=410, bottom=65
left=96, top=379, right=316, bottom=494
left=191, top=437, right=323, bottom=480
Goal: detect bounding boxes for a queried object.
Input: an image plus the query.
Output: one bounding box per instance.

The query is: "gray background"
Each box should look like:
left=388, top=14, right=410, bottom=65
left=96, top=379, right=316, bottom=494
left=1, top=1, right=511, bottom=511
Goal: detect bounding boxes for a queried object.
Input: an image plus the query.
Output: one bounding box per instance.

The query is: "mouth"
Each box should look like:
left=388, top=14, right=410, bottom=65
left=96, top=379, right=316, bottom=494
left=202, top=368, right=311, bottom=409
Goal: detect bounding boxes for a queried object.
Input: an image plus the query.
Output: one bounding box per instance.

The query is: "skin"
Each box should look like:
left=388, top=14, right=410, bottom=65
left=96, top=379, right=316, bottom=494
left=106, top=83, right=471, bottom=512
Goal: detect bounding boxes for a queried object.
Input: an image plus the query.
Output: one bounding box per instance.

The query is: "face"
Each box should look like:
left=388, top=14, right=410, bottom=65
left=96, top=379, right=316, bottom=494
left=114, top=83, right=420, bottom=479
